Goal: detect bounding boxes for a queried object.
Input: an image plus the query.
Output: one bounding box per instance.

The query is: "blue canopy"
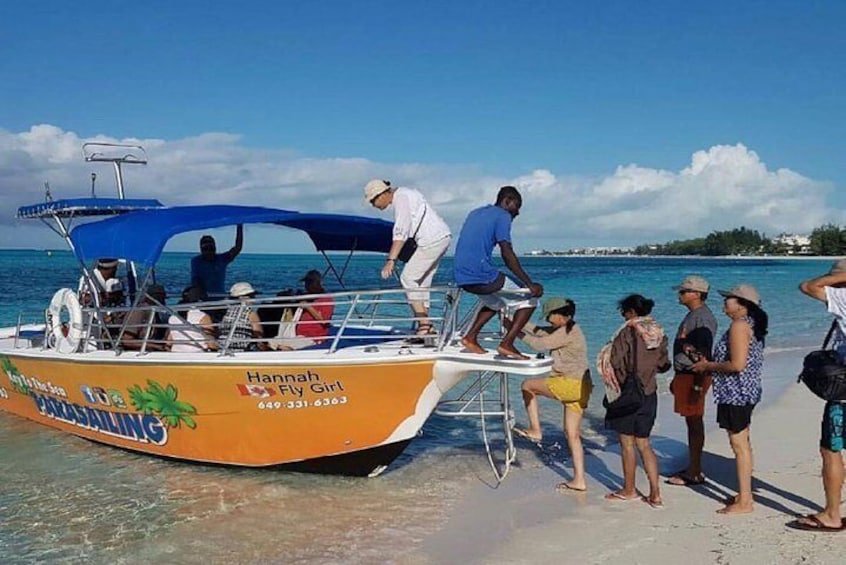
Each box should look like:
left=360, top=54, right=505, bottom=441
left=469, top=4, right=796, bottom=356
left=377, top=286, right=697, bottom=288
left=69, top=205, right=394, bottom=267
left=17, top=198, right=165, bottom=219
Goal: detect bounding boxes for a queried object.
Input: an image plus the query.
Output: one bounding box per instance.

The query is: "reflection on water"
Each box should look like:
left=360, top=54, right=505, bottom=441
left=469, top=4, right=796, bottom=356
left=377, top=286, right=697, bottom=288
left=0, top=411, right=500, bottom=564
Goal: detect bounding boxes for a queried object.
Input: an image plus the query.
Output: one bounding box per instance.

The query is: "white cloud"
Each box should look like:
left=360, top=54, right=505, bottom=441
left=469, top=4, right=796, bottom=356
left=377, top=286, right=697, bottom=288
left=0, top=126, right=838, bottom=252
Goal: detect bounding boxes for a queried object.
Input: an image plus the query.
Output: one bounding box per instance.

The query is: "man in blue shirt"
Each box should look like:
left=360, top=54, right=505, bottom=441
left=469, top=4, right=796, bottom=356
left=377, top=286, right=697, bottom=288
left=453, top=186, right=543, bottom=359
left=190, top=225, right=244, bottom=296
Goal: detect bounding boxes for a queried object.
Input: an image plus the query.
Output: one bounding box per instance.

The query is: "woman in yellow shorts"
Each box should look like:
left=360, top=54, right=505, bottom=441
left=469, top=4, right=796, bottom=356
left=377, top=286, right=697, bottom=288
left=509, top=297, right=592, bottom=492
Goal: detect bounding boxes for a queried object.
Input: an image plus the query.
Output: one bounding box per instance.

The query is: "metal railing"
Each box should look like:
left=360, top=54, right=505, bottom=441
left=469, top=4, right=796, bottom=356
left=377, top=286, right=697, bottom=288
left=60, top=286, right=464, bottom=355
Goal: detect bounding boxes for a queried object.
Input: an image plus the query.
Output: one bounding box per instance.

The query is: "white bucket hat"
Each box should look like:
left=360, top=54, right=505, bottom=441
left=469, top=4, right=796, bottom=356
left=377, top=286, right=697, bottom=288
left=364, top=179, right=391, bottom=203
left=230, top=281, right=256, bottom=298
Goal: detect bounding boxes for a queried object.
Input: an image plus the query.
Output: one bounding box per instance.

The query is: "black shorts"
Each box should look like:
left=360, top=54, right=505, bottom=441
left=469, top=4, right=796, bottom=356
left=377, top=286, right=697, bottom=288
left=460, top=272, right=505, bottom=295
left=820, top=401, right=846, bottom=452
left=605, top=392, right=658, bottom=438
left=717, top=403, right=755, bottom=433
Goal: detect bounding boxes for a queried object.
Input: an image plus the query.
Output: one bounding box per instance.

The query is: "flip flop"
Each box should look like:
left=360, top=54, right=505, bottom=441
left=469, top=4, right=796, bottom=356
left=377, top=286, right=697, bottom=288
left=787, top=515, right=846, bottom=532
left=512, top=428, right=542, bottom=444
left=604, top=491, right=640, bottom=502
left=666, top=473, right=706, bottom=486
left=641, top=496, right=664, bottom=509
left=556, top=482, right=587, bottom=493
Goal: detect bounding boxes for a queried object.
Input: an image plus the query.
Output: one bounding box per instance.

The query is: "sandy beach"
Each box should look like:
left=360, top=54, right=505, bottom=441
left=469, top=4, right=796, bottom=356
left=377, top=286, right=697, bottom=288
left=413, top=348, right=843, bottom=565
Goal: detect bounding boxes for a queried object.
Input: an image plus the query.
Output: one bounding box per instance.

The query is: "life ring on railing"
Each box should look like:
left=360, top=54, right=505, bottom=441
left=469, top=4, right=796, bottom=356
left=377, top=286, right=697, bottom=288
left=47, top=288, right=83, bottom=354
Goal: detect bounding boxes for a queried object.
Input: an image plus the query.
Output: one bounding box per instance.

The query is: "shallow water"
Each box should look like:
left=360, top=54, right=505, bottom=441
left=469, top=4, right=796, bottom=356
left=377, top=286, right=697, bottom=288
left=0, top=251, right=837, bottom=562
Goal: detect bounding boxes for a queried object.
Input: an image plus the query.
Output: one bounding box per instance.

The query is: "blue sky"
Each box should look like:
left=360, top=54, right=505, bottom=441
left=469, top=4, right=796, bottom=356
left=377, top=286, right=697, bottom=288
left=1, top=1, right=844, bottom=253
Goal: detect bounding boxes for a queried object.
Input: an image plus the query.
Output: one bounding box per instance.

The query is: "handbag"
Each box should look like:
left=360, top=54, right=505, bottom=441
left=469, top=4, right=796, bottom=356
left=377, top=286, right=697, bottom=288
left=396, top=205, right=427, bottom=263
left=603, top=328, right=646, bottom=418
left=798, top=320, right=846, bottom=401
left=276, top=307, right=303, bottom=339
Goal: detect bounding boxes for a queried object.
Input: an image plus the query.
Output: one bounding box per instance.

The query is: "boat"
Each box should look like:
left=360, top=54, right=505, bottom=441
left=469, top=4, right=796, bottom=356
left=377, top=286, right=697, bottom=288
left=0, top=143, right=551, bottom=477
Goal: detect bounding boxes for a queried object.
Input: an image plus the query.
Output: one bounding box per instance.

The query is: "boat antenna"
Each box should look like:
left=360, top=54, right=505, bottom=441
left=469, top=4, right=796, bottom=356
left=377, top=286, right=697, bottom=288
left=90, top=172, right=97, bottom=198
left=44, top=182, right=53, bottom=202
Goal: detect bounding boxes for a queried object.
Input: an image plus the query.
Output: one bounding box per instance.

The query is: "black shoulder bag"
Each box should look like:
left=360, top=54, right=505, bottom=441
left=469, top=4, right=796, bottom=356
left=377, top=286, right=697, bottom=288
left=798, top=320, right=846, bottom=401
left=603, top=328, right=646, bottom=418
left=397, top=205, right=427, bottom=263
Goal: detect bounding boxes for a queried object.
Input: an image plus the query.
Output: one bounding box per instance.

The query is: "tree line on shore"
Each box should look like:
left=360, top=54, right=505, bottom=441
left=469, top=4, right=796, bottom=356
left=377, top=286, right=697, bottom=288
left=632, top=224, right=846, bottom=257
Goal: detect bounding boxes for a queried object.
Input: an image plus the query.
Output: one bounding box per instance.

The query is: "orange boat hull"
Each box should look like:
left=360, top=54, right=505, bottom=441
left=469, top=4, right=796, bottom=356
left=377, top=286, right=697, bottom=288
left=0, top=353, right=439, bottom=474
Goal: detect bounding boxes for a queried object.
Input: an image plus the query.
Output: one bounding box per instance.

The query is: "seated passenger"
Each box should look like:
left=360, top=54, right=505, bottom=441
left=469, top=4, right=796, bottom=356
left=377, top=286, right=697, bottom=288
left=79, top=258, right=120, bottom=306
left=102, top=278, right=127, bottom=342
left=220, top=282, right=267, bottom=351
left=167, top=286, right=218, bottom=352
left=273, top=270, right=335, bottom=351
left=104, top=278, right=126, bottom=308
left=121, top=284, right=169, bottom=351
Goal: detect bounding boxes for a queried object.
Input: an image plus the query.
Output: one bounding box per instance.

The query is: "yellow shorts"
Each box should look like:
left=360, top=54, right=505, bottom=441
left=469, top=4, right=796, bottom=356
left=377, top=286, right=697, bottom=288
left=546, top=372, right=593, bottom=414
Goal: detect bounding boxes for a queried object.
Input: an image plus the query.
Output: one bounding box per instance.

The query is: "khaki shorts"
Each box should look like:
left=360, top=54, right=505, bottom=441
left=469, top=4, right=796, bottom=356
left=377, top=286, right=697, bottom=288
left=547, top=372, right=593, bottom=414
left=671, top=373, right=712, bottom=417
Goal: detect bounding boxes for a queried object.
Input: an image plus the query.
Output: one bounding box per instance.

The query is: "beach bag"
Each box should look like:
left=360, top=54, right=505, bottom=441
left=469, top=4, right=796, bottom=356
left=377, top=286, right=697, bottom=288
left=603, top=328, right=645, bottom=418
left=798, top=321, right=846, bottom=401
left=396, top=206, right=427, bottom=263
left=603, top=372, right=645, bottom=418
left=276, top=307, right=303, bottom=339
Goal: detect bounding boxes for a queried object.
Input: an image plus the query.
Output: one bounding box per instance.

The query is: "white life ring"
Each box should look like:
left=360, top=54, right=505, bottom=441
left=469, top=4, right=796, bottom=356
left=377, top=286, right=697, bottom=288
left=48, top=288, right=84, bottom=354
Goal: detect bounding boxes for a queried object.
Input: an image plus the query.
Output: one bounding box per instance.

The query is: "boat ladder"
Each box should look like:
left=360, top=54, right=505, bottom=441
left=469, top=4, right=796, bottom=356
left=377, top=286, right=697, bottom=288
left=434, top=370, right=516, bottom=483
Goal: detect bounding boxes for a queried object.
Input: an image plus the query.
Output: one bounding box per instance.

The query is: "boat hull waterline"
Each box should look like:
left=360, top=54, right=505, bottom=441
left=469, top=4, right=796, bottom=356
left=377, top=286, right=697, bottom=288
left=0, top=351, right=452, bottom=475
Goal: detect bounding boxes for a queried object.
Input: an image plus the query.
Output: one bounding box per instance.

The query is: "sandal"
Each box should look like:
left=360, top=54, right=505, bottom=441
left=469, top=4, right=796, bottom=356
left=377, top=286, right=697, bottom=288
left=666, top=472, right=706, bottom=486
left=406, top=323, right=435, bottom=345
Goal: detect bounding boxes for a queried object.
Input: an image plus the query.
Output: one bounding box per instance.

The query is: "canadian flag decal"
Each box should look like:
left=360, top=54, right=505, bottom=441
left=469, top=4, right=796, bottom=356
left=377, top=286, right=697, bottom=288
left=236, top=384, right=276, bottom=398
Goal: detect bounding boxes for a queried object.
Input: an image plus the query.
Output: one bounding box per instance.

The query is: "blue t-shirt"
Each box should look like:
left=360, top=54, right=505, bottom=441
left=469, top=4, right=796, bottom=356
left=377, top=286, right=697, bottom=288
left=191, top=253, right=233, bottom=295
left=453, top=204, right=512, bottom=286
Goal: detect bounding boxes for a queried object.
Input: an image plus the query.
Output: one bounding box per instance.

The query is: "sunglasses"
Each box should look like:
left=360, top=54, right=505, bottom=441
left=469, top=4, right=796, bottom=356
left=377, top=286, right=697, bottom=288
left=678, top=289, right=697, bottom=294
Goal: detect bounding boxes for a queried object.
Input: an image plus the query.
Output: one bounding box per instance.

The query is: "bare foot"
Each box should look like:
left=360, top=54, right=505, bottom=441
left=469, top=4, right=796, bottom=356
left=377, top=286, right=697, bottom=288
left=460, top=336, right=487, bottom=354
left=716, top=502, right=753, bottom=515
left=496, top=344, right=530, bottom=360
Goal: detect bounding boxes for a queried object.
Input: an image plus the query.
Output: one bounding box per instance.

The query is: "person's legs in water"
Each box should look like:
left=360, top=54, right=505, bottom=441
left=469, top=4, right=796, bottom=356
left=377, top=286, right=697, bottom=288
left=514, top=377, right=554, bottom=441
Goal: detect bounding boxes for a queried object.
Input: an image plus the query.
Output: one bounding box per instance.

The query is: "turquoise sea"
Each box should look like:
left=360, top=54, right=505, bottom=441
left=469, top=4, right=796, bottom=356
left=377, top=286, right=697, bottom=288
left=0, top=250, right=838, bottom=563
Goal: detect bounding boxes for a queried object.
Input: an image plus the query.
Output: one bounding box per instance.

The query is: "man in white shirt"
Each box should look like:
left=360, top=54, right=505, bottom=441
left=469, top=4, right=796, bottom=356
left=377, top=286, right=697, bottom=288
left=365, top=179, right=452, bottom=339
left=797, top=258, right=846, bottom=531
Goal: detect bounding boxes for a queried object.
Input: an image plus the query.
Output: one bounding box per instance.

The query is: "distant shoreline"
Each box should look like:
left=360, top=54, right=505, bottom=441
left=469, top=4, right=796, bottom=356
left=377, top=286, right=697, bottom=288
left=522, top=253, right=843, bottom=261
left=1, top=248, right=843, bottom=262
